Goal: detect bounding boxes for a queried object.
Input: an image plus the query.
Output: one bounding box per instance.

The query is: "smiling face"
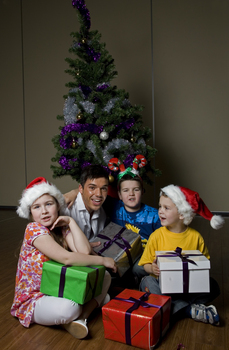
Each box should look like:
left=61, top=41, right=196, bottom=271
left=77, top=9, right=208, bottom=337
left=118, top=180, right=142, bottom=212
left=30, top=194, right=59, bottom=228
left=158, top=195, right=186, bottom=232
left=79, top=177, right=109, bottom=214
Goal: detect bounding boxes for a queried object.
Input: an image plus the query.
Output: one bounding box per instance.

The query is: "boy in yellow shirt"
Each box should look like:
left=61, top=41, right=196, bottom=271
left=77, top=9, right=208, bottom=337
left=139, top=184, right=224, bottom=325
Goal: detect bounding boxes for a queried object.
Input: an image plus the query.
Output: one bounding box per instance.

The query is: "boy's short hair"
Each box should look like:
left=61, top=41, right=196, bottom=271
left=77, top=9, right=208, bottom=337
left=80, top=165, right=109, bottom=188
left=118, top=174, right=143, bottom=191
left=160, top=189, right=195, bottom=225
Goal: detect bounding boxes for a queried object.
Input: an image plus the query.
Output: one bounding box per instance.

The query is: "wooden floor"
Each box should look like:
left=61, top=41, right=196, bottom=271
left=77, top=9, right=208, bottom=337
left=0, top=209, right=228, bottom=350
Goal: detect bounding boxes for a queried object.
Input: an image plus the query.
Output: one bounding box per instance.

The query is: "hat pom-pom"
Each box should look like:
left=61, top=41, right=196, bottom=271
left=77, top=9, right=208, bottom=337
left=210, top=215, right=225, bottom=230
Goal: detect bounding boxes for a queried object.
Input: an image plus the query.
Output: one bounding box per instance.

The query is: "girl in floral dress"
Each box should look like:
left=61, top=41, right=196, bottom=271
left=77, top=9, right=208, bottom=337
left=11, top=177, right=116, bottom=339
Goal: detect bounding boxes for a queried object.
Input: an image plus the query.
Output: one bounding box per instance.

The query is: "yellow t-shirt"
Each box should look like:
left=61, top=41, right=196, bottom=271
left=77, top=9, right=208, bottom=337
left=138, top=226, right=210, bottom=269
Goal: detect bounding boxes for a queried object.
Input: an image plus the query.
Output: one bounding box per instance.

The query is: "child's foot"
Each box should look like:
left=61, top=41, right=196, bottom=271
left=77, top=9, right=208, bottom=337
left=190, top=304, right=220, bottom=325
left=62, top=319, right=88, bottom=339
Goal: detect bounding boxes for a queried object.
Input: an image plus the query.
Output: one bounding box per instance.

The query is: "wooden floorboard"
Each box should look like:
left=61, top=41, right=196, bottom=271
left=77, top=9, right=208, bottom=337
left=0, top=209, right=228, bottom=350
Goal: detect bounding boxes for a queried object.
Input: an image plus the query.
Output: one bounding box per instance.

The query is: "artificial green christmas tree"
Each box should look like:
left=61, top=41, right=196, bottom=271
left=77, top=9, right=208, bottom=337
left=51, top=0, right=160, bottom=191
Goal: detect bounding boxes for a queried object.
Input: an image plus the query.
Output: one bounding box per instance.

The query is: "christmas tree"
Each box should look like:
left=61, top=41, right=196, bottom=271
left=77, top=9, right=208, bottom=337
left=51, top=0, right=160, bottom=189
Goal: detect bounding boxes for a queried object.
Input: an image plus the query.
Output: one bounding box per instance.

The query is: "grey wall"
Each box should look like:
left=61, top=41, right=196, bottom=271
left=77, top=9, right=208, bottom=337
left=153, top=0, right=229, bottom=211
left=0, top=0, right=228, bottom=211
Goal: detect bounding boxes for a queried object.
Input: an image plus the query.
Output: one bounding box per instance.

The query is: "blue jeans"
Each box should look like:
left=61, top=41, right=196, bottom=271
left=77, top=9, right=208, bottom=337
left=109, top=258, right=148, bottom=289
left=132, top=257, right=149, bottom=283
left=139, top=276, right=220, bottom=316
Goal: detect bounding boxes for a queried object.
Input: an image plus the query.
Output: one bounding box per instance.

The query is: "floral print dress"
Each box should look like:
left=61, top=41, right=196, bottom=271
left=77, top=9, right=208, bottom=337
left=11, top=222, right=51, bottom=327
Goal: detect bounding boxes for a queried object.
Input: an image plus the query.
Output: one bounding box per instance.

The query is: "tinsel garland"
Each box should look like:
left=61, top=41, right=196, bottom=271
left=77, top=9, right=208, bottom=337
left=102, top=139, right=134, bottom=164
left=60, top=136, right=73, bottom=149
left=64, top=100, right=79, bottom=125
left=72, top=0, right=91, bottom=30
left=59, top=155, right=77, bottom=170
left=80, top=100, right=95, bottom=114
left=123, top=154, right=136, bottom=168
left=116, top=118, right=134, bottom=134
left=78, top=137, right=83, bottom=145
left=137, top=138, right=146, bottom=147
left=96, top=82, right=110, bottom=91
left=102, top=138, right=146, bottom=165
left=60, top=123, right=103, bottom=147
left=59, top=138, right=141, bottom=171
left=86, top=138, right=142, bottom=166
left=59, top=155, right=111, bottom=172
left=60, top=123, right=103, bottom=136
left=64, top=85, right=114, bottom=124
left=103, top=98, right=118, bottom=113
left=60, top=116, right=135, bottom=148
left=86, top=139, right=103, bottom=162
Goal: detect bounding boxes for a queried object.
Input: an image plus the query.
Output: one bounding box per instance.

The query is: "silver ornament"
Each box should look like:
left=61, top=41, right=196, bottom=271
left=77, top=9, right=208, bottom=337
left=100, top=131, right=109, bottom=140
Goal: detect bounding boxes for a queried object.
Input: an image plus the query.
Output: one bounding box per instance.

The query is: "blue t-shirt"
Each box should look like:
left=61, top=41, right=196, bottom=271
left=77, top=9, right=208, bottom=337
left=109, top=199, right=161, bottom=247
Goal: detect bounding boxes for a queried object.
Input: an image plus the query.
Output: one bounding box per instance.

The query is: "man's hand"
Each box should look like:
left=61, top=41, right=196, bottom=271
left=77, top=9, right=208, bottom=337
left=64, top=189, right=79, bottom=208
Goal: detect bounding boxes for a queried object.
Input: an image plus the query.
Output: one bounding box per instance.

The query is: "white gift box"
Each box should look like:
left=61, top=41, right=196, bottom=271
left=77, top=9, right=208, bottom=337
left=156, top=249, right=210, bottom=294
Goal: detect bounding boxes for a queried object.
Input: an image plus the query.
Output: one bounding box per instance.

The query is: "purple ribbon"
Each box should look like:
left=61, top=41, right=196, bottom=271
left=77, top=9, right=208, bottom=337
left=87, top=266, right=99, bottom=298
left=114, top=292, right=162, bottom=346
left=157, top=247, right=203, bottom=293
left=58, top=265, right=99, bottom=299
left=58, top=265, right=72, bottom=297
left=97, top=227, right=133, bottom=267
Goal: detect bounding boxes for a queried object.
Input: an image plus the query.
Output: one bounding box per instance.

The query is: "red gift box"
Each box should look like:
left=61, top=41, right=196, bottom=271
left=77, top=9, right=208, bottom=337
left=102, top=289, right=171, bottom=350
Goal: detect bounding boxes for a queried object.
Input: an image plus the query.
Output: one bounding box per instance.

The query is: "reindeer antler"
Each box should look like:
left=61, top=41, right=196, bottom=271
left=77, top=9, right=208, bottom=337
left=108, top=158, right=126, bottom=172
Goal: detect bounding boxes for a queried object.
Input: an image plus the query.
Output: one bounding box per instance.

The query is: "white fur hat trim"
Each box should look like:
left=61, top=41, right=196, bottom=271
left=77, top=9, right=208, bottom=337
left=17, top=181, right=66, bottom=219
left=160, top=185, right=194, bottom=216
left=210, top=215, right=225, bottom=230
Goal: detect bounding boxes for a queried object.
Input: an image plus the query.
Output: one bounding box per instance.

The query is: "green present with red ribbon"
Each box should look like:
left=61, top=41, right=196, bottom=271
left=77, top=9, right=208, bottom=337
left=102, top=289, right=171, bottom=350
left=40, top=260, right=105, bottom=305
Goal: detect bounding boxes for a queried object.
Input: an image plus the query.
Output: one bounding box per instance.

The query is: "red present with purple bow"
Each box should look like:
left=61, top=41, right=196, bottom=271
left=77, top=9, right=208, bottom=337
left=92, top=222, right=142, bottom=277
left=156, top=248, right=210, bottom=294
left=102, top=289, right=171, bottom=350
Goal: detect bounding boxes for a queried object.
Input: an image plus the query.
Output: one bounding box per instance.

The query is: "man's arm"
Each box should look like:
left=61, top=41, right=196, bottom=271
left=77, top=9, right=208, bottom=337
left=64, top=189, right=79, bottom=208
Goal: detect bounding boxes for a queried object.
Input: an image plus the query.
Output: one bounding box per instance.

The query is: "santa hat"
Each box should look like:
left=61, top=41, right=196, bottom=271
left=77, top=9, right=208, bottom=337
left=17, top=177, right=66, bottom=219
left=161, top=185, right=224, bottom=230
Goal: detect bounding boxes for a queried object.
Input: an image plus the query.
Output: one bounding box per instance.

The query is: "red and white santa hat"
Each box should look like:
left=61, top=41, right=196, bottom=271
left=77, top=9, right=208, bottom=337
left=17, top=177, right=66, bottom=219
left=161, top=184, right=224, bottom=230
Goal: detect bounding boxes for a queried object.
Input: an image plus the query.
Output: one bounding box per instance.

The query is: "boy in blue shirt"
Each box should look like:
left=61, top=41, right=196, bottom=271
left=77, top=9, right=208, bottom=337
left=108, top=172, right=161, bottom=284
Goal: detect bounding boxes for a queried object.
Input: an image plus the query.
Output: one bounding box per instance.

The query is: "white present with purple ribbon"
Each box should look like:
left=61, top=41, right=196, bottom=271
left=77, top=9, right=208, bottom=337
left=156, top=248, right=210, bottom=294
left=92, top=222, right=143, bottom=277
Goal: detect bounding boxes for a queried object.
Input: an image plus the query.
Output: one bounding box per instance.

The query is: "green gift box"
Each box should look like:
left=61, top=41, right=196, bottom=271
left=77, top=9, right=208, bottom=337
left=40, top=260, right=105, bottom=305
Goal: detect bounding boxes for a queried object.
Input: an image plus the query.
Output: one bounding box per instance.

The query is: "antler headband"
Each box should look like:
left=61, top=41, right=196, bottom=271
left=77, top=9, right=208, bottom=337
left=108, top=155, right=147, bottom=180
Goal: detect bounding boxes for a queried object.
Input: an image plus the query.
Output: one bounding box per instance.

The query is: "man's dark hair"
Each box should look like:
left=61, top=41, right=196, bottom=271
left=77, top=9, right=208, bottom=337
left=80, top=165, right=109, bottom=188
left=118, top=174, right=143, bottom=191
